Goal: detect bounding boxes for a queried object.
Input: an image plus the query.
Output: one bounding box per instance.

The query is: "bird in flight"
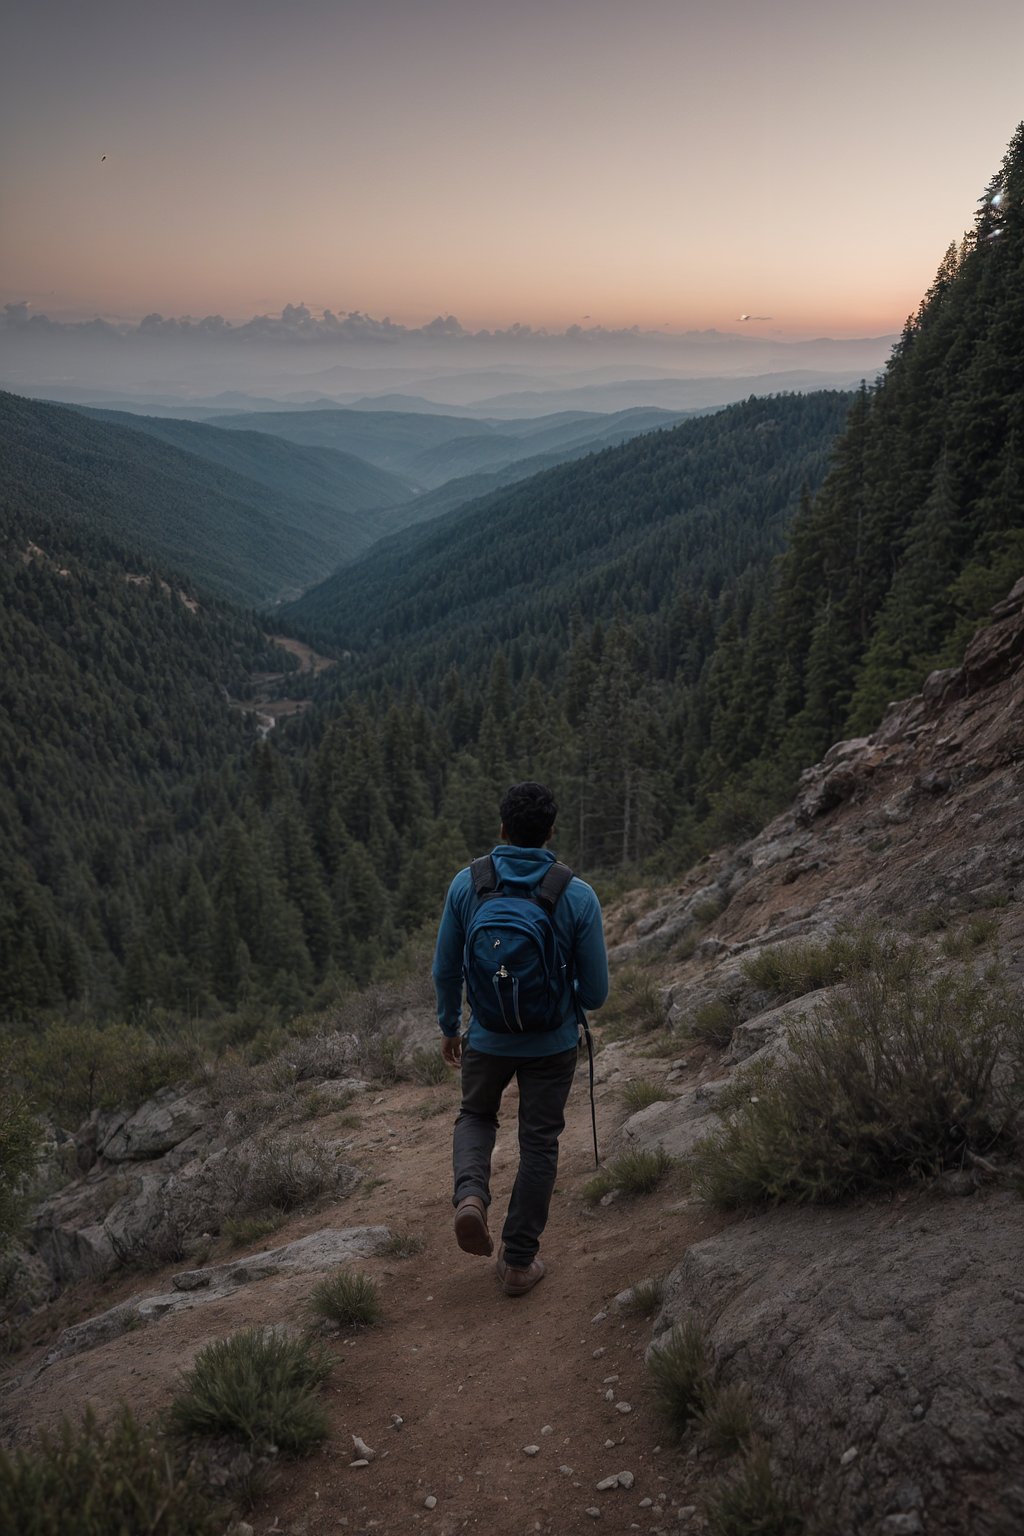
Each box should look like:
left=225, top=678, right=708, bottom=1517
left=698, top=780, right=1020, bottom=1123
left=737, top=313, right=772, bottom=321
left=101, top=154, right=107, bottom=161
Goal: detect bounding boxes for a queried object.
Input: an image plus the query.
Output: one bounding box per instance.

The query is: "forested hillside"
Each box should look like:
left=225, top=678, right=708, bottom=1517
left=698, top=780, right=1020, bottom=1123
left=77, top=407, right=415, bottom=518
left=0, top=394, right=409, bottom=607
left=0, top=495, right=279, bottom=1012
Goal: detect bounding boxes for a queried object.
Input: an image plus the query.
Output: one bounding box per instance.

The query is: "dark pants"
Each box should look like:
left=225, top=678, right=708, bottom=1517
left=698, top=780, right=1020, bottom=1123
left=453, top=1043, right=578, bottom=1269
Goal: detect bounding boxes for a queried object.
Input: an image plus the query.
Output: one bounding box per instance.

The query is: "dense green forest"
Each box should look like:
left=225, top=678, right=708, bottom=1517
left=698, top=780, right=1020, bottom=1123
left=1, top=127, right=1020, bottom=1028
left=0, top=394, right=413, bottom=607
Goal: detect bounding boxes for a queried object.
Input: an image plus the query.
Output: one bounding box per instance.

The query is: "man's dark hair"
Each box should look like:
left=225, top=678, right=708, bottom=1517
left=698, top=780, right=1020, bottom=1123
left=500, top=781, right=558, bottom=847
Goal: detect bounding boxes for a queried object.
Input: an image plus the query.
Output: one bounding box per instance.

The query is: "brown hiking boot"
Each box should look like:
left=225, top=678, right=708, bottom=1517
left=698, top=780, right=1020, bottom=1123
left=495, top=1248, right=545, bottom=1297
left=454, top=1195, right=493, bottom=1256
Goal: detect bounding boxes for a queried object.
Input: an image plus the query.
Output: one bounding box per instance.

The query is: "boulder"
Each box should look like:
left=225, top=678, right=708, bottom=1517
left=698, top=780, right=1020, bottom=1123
left=98, top=1088, right=211, bottom=1162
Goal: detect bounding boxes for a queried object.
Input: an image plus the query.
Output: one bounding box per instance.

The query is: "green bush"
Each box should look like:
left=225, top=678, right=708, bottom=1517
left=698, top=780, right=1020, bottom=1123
left=0, top=1406, right=227, bottom=1535
left=584, top=1146, right=675, bottom=1203
left=647, top=1317, right=712, bottom=1433
left=740, top=927, right=907, bottom=1002
left=21, top=1022, right=199, bottom=1125
left=691, top=964, right=1023, bottom=1205
left=0, top=1082, right=42, bottom=1241
left=940, top=913, right=999, bottom=958
left=707, top=1444, right=804, bottom=1535
left=309, top=1270, right=382, bottom=1328
left=622, top=1079, right=668, bottom=1113
left=222, top=1215, right=283, bottom=1249
left=689, top=998, right=740, bottom=1048
left=223, top=1136, right=338, bottom=1217
left=170, top=1326, right=330, bottom=1453
left=408, top=1047, right=449, bottom=1086
left=599, top=966, right=665, bottom=1037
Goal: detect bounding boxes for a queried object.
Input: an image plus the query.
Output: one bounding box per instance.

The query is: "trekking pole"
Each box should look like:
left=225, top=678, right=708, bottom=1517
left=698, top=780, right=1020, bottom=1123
left=576, top=1000, right=600, bottom=1169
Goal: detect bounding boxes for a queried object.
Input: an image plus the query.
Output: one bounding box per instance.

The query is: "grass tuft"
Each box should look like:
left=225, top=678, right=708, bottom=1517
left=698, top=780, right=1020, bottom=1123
left=620, top=1276, right=665, bottom=1317
left=0, top=1407, right=225, bottom=1536
left=583, top=1146, right=675, bottom=1203
left=170, top=1326, right=331, bottom=1454
left=698, top=1381, right=757, bottom=1457
left=689, top=998, right=740, bottom=1048
left=707, top=1443, right=804, bottom=1535
left=691, top=963, right=1023, bottom=1206
left=308, top=1270, right=382, bottom=1329
left=647, top=1317, right=712, bottom=1433
left=408, top=1047, right=449, bottom=1086
left=376, top=1231, right=425, bottom=1259
left=622, top=1078, right=668, bottom=1113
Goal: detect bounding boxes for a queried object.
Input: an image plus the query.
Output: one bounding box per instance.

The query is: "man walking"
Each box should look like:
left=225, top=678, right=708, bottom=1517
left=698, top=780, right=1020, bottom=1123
left=432, top=781, right=608, bottom=1295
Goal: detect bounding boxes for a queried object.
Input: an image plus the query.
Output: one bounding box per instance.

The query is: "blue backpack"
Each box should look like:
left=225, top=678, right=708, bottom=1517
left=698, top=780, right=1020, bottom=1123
left=462, top=855, right=575, bottom=1033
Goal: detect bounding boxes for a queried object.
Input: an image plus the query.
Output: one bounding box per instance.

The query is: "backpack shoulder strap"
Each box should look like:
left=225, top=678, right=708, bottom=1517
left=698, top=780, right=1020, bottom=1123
left=535, top=860, right=574, bottom=914
left=469, top=855, right=498, bottom=898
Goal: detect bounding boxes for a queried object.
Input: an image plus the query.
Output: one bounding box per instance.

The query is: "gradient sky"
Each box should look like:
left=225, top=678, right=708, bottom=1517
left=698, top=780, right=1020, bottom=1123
left=1, top=0, right=1021, bottom=338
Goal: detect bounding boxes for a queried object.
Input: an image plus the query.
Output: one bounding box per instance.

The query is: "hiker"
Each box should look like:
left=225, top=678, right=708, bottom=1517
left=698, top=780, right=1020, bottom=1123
left=432, top=781, right=609, bottom=1295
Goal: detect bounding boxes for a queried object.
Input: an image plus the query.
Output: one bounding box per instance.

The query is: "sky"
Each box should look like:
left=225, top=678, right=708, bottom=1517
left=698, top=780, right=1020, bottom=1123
left=1, top=0, right=1021, bottom=340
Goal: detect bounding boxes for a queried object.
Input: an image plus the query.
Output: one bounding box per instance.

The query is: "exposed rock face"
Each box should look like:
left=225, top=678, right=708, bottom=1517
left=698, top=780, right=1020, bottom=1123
left=652, top=1194, right=1024, bottom=1536
left=96, top=1087, right=212, bottom=1162
left=32, top=1085, right=358, bottom=1285
left=32, top=1226, right=390, bottom=1375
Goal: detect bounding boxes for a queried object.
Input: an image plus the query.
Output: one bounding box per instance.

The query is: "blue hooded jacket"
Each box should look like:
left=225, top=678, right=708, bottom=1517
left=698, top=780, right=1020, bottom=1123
left=432, top=845, right=609, bottom=1057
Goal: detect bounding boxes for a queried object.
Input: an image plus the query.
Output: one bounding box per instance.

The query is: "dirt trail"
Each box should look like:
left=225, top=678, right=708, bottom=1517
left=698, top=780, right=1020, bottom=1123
left=256, top=1066, right=729, bottom=1536
left=8, top=1059, right=729, bottom=1536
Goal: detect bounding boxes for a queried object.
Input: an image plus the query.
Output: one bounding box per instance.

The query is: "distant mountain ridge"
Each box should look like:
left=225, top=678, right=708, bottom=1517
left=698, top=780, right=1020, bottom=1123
left=207, top=402, right=692, bottom=490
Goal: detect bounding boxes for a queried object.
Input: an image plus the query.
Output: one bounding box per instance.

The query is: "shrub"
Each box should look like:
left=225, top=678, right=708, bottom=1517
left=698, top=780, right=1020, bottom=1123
left=698, top=1381, right=757, bottom=1457
left=691, top=964, right=1024, bottom=1206
left=740, top=927, right=907, bottom=1002
left=647, top=1317, right=712, bottom=1433
left=0, top=1082, right=42, bottom=1241
left=0, top=1406, right=226, bottom=1535
left=622, top=1079, right=668, bottom=1113
left=170, top=1326, right=330, bottom=1453
left=408, top=1047, right=449, bottom=1086
left=309, top=1270, right=382, bottom=1328
left=599, top=966, right=665, bottom=1037
left=584, top=1146, right=675, bottom=1203
left=364, top=1033, right=404, bottom=1085
left=940, top=913, right=999, bottom=958
left=222, top=1136, right=340, bottom=1217
left=707, top=1443, right=803, bottom=1535
left=21, top=1023, right=200, bottom=1125
left=222, top=1215, right=283, bottom=1249
left=689, top=998, right=740, bottom=1048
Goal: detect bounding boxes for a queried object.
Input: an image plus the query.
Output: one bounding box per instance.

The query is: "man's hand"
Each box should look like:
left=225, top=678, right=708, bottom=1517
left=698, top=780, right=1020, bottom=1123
left=441, top=1034, right=463, bottom=1068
